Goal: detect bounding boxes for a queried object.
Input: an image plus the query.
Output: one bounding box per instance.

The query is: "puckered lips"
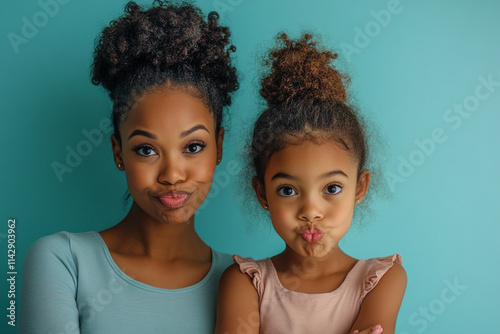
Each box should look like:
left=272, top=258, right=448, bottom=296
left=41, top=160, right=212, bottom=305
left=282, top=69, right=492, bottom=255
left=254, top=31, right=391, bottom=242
left=155, top=191, right=192, bottom=209
left=300, top=226, right=324, bottom=243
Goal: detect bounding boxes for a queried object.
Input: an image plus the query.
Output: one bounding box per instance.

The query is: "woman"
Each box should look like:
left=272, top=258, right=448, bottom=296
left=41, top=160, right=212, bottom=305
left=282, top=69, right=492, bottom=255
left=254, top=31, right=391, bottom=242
left=19, top=2, right=238, bottom=333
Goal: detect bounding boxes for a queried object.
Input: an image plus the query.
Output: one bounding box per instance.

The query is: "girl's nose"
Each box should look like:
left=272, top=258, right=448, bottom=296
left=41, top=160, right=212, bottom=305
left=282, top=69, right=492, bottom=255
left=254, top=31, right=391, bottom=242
left=298, top=196, right=324, bottom=223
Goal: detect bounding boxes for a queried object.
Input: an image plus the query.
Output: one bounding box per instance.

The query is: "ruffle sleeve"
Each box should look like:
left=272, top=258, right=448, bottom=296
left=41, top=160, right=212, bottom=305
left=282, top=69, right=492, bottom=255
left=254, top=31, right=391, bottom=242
left=362, top=254, right=403, bottom=298
left=233, top=255, right=264, bottom=297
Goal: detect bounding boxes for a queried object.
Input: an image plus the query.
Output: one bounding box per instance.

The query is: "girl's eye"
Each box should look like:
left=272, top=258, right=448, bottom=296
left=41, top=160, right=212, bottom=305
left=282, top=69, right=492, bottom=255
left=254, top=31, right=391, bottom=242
left=185, top=143, right=206, bottom=154
left=325, top=184, right=342, bottom=195
left=134, top=145, right=157, bottom=157
left=278, top=186, right=297, bottom=197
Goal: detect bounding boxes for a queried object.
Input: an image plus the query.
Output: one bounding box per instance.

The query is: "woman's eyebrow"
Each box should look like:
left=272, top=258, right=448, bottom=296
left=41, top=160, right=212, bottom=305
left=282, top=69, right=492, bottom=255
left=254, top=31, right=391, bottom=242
left=127, top=125, right=210, bottom=140
left=128, top=130, right=156, bottom=140
left=180, top=124, right=210, bottom=138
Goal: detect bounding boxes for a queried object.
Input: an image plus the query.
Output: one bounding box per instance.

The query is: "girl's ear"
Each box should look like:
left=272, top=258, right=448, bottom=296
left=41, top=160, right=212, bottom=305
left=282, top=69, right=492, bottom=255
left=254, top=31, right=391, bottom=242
left=111, top=134, right=124, bottom=170
left=252, top=176, right=268, bottom=210
left=216, top=127, right=224, bottom=165
left=355, top=169, right=370, bottom=204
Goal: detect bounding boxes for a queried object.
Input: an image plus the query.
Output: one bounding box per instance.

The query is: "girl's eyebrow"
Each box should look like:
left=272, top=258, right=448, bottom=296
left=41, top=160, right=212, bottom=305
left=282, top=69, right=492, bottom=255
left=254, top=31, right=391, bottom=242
left=271, top=170, right=348, bottom=181
left=180, top=124, right=210, bottom=138
left=320, top=170, right=348, bottom=179
left=271, top=172, right=294, bottom=181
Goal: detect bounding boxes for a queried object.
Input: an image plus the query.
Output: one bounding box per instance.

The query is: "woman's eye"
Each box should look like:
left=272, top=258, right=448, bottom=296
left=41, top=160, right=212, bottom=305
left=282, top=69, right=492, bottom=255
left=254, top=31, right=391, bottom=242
left=278, top=186, right=297, bottom=197
left=325, top=184, right=342, bottom=195
left=134, top=146, right=157, bottom=157
left=186, top=143, right=206, bottom=154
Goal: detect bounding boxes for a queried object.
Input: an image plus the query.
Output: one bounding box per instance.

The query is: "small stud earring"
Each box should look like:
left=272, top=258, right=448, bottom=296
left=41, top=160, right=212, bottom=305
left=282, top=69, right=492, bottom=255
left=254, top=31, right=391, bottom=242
left=264, top=204, right=268, bottom=210
left=356, top=199, right=360, bottom=204
left=118, top=163, right=122, bottom=169
left=217, top=159, right=221, bottom=163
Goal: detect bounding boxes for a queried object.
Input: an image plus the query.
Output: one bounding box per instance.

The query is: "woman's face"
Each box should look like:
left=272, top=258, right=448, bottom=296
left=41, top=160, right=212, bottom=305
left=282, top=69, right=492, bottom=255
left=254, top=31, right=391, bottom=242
left=112, top=87, right=223, bottom=225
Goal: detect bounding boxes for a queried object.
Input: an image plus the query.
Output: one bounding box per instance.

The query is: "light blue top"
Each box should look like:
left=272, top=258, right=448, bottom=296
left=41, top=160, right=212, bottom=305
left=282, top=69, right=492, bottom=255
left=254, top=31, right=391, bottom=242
left=19, top=231, right=233, bottom=334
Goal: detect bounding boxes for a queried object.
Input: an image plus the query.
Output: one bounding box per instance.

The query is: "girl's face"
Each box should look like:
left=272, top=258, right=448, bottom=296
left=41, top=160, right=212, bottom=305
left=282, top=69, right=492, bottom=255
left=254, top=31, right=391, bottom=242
left=255, top=140, right=369, bottom=259
left=112, top=87, right=223, bottom=225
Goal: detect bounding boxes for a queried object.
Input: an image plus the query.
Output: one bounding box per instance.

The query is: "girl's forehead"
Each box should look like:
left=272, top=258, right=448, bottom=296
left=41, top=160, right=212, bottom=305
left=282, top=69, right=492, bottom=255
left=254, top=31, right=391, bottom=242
left=264, top=141, right=359, bottom=181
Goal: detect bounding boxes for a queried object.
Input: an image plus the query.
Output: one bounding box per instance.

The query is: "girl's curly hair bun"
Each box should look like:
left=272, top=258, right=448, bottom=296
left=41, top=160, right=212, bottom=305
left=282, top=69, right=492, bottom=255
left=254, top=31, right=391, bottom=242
left=260, top=33, right=348, bottom=108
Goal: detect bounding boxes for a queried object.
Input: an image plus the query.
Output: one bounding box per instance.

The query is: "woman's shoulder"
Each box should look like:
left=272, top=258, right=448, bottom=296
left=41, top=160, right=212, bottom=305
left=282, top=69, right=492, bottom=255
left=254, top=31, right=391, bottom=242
left=212, top=249, right=233, bottom=267
left=25, top=231, right=102, bottom=263
left=22, top=231, right=103, bottom=287
left=208, top=249, right=235, bottom=282
left=29, top=230, right=99, bottom=249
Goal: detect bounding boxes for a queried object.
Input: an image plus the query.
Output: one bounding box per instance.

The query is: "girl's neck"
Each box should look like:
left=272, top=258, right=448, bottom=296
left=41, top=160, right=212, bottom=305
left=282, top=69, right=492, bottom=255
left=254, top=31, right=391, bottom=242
left=271, top=246, right=358, bottom=294
left=272, top=246, right=355, bottom=278
left=100, top=202, right=209, bottom=261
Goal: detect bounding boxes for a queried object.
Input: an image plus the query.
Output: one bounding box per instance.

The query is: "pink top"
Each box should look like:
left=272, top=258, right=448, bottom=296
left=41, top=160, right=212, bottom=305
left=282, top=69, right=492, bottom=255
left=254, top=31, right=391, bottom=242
left=234, top=254, right=402, bottom=334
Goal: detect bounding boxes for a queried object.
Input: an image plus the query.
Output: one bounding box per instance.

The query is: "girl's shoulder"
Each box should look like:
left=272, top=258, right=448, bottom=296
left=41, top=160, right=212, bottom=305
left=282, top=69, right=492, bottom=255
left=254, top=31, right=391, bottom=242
left=232, top=254, right=267, bottom=272
left=362, top=254, right=403, bottom=272
left=358, top=254, right=405, bottom=296
left=222, top=255, right=270, bottom=296
left=349, top=255, right=407, bottom=332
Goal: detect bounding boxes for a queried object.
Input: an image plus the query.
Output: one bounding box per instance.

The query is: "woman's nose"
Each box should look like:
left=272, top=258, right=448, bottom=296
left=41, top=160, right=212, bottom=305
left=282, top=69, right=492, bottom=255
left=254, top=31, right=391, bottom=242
left=157, top=155, right=186, bottom=185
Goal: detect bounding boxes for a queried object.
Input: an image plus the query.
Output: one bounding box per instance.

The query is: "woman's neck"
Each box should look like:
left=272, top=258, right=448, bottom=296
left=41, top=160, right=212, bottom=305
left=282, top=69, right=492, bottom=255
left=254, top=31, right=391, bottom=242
left=101, top=202, right=210, bottom=262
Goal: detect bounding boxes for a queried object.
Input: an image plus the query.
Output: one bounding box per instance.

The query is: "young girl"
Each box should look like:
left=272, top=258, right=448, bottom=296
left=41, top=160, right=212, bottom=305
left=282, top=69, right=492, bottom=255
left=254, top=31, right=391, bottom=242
left=215, top=34, right=406, bottom=334
left=19, top=2, right=238, bottom=333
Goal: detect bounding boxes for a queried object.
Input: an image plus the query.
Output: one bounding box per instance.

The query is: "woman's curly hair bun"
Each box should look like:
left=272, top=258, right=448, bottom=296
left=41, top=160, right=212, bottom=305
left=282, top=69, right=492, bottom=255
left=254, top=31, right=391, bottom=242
left=92, top=1, right=237, bottom=105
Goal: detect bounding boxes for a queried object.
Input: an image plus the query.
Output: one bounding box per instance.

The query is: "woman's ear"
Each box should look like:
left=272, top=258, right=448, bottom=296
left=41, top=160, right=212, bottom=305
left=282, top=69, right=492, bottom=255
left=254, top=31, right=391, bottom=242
left=216, top=127, right=224, bottom=165
left=111, top=134, right=124, bottom=170
left=252, top=176, right=268, bottom=210
left=355, top=169, right=370, bottom=204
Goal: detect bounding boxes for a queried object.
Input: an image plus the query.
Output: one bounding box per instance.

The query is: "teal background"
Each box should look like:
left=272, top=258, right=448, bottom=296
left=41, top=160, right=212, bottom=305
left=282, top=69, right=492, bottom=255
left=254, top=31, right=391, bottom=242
left=1, top=0, right=499, bottom=332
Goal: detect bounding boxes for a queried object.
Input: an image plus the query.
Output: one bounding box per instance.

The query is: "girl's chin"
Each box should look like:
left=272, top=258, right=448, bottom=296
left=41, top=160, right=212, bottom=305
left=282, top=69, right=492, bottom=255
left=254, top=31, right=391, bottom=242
left=301, top=248, right=329, bottom=258
left=293, top=242, right=338, bottom=259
